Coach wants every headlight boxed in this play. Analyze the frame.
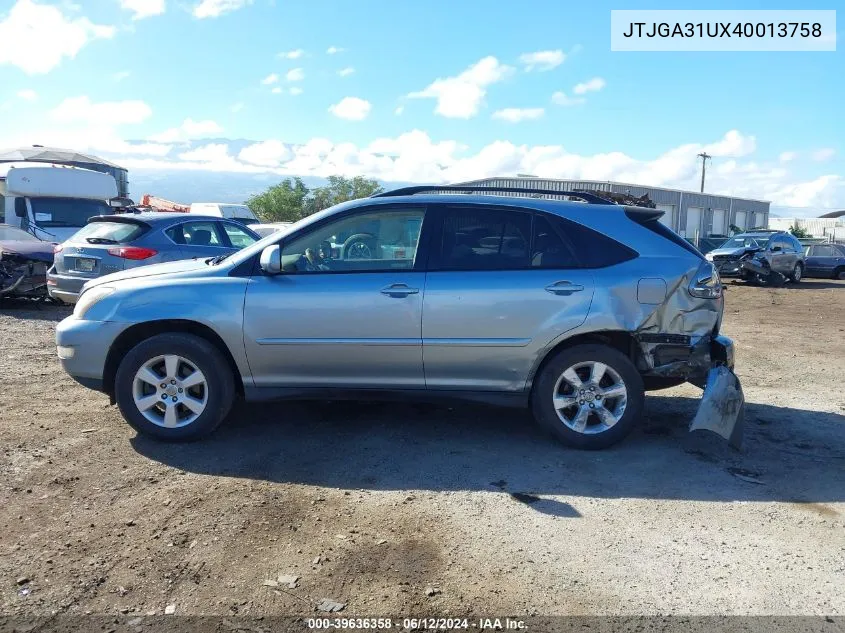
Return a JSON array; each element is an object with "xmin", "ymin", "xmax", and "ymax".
[
  {"xmin": 704, "ymin": 253, "xmax": 714, "ymax": 261},
  {"xmin": 73, "ymin": 286, "xmax": 116, "ymax": 319}
]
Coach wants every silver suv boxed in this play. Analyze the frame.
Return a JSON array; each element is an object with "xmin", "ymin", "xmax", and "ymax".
[{"xmin": 55, "ymin": 186, "xmax": 743, "ymax": 450}]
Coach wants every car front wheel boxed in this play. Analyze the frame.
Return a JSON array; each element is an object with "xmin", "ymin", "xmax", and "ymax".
[
  {"xmin": 114, "ymin": 333, "xmax": 235, "ymax": 441},
  {"xmin": 790, "ymin": 263, "xmax": 803, "ymax": 283},
  {"xmin": 531, "ymin": 344, "xmax": 645, "ymax": 450}
]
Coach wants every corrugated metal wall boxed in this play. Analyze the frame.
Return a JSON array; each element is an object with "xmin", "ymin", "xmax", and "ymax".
[{"xmin": 453, "ymin": 177, "xmax": 770, "ymax": 238}]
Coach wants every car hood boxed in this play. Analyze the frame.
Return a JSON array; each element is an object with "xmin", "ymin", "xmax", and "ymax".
[
  {"xmin": 708, "ymin": 246, "xmax": 755, "ymax": 257},
  {"xmin": 0, "ymin": 239, "xmax": 56, "ymax": 264},
  {"xmin": 83, "ymin": 257, "xmax": 215, "ymax": 291}
]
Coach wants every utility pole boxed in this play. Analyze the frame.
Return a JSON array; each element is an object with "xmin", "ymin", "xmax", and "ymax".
[{"xmin": 697, "ymin": 152, "xmax": 711, "ymax": 193}]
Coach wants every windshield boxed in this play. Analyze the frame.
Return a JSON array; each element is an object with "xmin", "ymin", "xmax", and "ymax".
[
  {"xmin": 720, "ymin": 235, "xmax": 770, "ymax": 249},
  {"xmin": 29, "ymin": 197, "xmax": 109, "ymax": 228},
  {"xmin": 71, "ymin": 221, "xmax": 146, "ymax": 244},
  {"xmin": 234, "ymin": 217, "xmax": 261, "ymax": 226}
]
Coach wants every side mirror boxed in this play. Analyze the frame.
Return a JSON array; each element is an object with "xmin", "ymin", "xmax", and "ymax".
[
  {"xmin": 259, "ymin": 245, "xmax": 281, "ymax": 274},
  {"xmin": 14, "ymin": 198, "xmax": 27, "ymax": 218},
  {"xmin": 108, "ymin": 197, "xmax": 134, "ymax": 209}
]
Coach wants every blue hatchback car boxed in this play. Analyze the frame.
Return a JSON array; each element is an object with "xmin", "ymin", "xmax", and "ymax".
[{"xmin": 47, "ymin": 212, "xmax": 260, "ymax": 304}]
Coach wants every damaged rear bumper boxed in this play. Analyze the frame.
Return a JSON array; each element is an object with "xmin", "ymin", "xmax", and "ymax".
[{"xmin": 639, "ymin": 333, "xmax": 744, "ymax": 448}]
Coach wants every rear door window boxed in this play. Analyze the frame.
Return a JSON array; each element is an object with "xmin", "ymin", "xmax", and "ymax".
[
  {"xmin": 167, "ymin": 221, "xmax": 225, "ymax": 246},
  {"xmin": 437, "ymin": 207, "xmax": 532, "ymax": 270},
  {"xmin": 72, "ymin": 221, "xmax": 145, "ymax": 244}
]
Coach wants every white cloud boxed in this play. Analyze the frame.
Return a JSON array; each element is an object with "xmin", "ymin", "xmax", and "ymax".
[
  {"xmin": 192, "ymin": 0, "xmax": 250, "ymax": 19},
  {"xmin": 812, "ymin": 148, "xmax": 836, "ymax": 162},
  {"xmin": 0, "ymin": 0, "xmax": 115, "ymax": 75},
  {"xmin": 519, "ymin": 50, "xmax": 565, "ymax": 71},
  {"xmin": 238, "ymin": 140, "xmax": 293, "ymax": 167},
  {"xmin": 326, "ymin": 46, "xmax": 344, "ymax": 54},
  {"xmin": 261, "ymin": 73, "xmax": 279, "ymax": 85},
  {"xmin": 408, "ymin": 56, "xmax": 513, "ymax": 119},
  {"xmin": 492, "ymin": 107, "xmax": 544, "ymax": 122},
  {"xmin": 394, "ymin": 105, "xmax": 404, "ymax": 116},
  {"xmin": 551, "ymin": 91, "xmax": 585, "ymax": 107},
  {"xmin": 329, "ymin": 97, "xmax": 371, "ymax": 121},
  {"xmin": 271, "ymin": 87, "xmax": 282, "ymax": 94},
  {"xmin": 286, "ymin": 68, "xmax": 304, "ymax": 81},
  {"xmin": 289, "ymin": 86, "xmax": 303, "ymax": 96},
  {"xmin": 120, "ymin": 0, "xmax": 165, "ymax": 20},
  {"xmin": 113, "ymin": 70, "xmax": 130, "ymax": 81},
  {"xmin": 702, "ymin": 129, "xmax": 756, "ymax": 157},
  {"xmin": 231, "ymin": 102, "xmax": 244, "ymax": 113},
  {"xmin": 779, "ymin": 151, "xmax": 796, "ymax": 163},
  {"xmin": 278, "ymin": 48, "xmax": 303, "ymax": 59},
  {"xmin": 573, "ymin": 77, "xmax": 606, "ymax": 95},
  {"xmin": 337, "ymin": 67, "xmax": 355, "ymax": 77},
  {"xmin": 178, "ymin": 143, "xmax": 231, "ymax": 162},
  {"xmin": 16, "ymin": 89, "xmax": 37, "ymax": 101},
  {"xmin": 50, "ymin": 95, "xmax": 152, "ymax": 125},
  {"xmin": 149, "ymin": 118, "xmax": 223, "ymax": 143}
]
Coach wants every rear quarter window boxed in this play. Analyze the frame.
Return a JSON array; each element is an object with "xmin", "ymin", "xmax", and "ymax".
[
  {"xmin": 555, "ymin": 217, "xmax": 639, "ymax": 268},
  {"xmin": 73, "ymin": 221, "xmax": 146, "ymax": 244}
]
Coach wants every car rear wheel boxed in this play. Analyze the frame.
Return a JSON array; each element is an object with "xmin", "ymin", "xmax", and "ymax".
[
  {"xmin": 114, "ymin": 333, "xmax": 235, "ymax": 441},
  {"xmin": 833, "ymin": 266, "xmax": 845, "ymax": 280},
  {"xmin": 531, "ymin": 344, "xmax": 644, "ymax": 450},
  {"xmin": 789, "ymin": 262, "xmax": 803, "ymax": 283}
]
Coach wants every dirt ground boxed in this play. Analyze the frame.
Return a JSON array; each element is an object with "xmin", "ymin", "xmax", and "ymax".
[{"xmin": 1, "ymin": 279, "xmax": 844, "ymax": 620}]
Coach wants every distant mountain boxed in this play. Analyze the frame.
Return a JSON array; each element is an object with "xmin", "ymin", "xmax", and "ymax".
[{"xmin": 128, "ymin": 169, "xmax": 415, "ymax": 205}]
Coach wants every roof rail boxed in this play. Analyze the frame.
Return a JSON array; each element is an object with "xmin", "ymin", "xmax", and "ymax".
[{"xmin": 371, "ymin": 185, "xmax": 615, "ymax": 205}]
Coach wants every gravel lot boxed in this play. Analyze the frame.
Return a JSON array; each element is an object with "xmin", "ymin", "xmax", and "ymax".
[{"xmin": 1, "ymin": 280, "xmax": 844, "ymax": 618}]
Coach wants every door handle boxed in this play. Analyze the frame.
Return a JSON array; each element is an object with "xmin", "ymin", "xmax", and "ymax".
[
  {"xmin": 544, "ymin": 281, "xmax": 585, "ymax": 296},
  {"xmin": 380, "ymin": 283, "xmax": 419, "ymax": 297}
]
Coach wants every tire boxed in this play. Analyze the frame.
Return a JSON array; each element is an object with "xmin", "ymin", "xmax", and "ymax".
[
  {"xmin": 114, "ymin": 333, "xmax": 235, "ymax": 441},
  {"xmin": 789, "ymin": 262, "xmax": 803, "ymax": 283},
  {"xmin": 833, "ymin": 266, "xmax": 845, "ymax": 281},
  {"xmin": 531, "ymin": 344, "xmax": 645, "ymax": 450}
]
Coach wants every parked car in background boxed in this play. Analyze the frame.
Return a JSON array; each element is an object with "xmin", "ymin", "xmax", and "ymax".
[
  {"xmin": 252, "ymin": 222, "xmax": 293, "ymax": 238},
  {"xmin": 47, "ymin": 213, "xmax": 259, "ymax": 304},
  {"xmin": 55, "ymin": 186, "xmax": 742, "ymax": 451},
  {"xmin": 189, "ymin": 203, "xmax": 260, "ymax": 226},
  {"xmin": 705, "ymin": 230, "xmax": 805, "ymax": 282},
  {"xmin": 0, "ymin": 224, "xmax": 56, "ymax": 299},
  {"xmin": 804, "ymin": 243, "xmax": 845, "ymax": 279}
]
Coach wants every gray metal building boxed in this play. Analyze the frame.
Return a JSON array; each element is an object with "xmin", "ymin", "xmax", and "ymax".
[
  {"xmin": 453, "ymin": 177, "xmax": 770, "ymax": 239},
  {"xmin": 0, "ymin": 145, "xmax": 129, "ymax": 197}
]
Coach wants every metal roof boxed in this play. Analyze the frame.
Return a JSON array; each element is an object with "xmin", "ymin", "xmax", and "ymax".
[
  {"xmin": 453, "ymin": 176, "xmax": 772, "ymax": 205},
  {"xmin": 819, "ymin": 209, "xmax": 845, "ymax": 219},
  {"xmin": 0, "ymin": 146, "xmax": 125, "ymax": 170}
]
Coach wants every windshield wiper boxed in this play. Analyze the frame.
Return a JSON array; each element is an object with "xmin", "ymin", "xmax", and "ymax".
[
  {"xmin": 208, "ymin": 252, "xmax": 233, "ymax": 265},
  {"xmin": 86, "ymin": 237, "xmax": 119, "ymax": 245}
]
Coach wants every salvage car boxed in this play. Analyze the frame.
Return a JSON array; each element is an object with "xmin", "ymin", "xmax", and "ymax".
[
  {"xmin": 705, "ymin": 230, "xmax": 804, "ymax": 284},
  {"xmin": 47, "ymin": 213, "xmax": 260, "ymax": 304},
  {"xmin": 55, "ymin": 186, "xmax": 743, "ymax": 450},
  {"xmin": 803, "ymin": 243, "xmax": 845, "ymax": 279},
  {"xmin": 0, "ymin": 224, "xmax": 55, "ymax": 299}
]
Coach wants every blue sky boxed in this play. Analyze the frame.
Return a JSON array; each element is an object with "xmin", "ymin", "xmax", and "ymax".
[{"xmin": 0, "ymin": 0, "xmax": 842, "ymax": 213}]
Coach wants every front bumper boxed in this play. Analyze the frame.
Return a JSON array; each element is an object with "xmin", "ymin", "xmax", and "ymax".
[
  {"xmin": 55, "ymin": 316, "xmax": 129, "ymax": 392},
  {"xmin": 712, "ymin": 260, "xmax": 743, "ymax": 277}
]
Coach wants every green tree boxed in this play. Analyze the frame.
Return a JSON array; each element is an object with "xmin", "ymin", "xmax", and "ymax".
[
  {"xmin": 789, "ymin": 223, "xmax": 811, "ymax": 239},
  {"xmin": 246, "ymin": 177, "xmax": 310, "ymax": 222},
  {"xmin": 246, "ymin": 175, "xmax": 384, "ymax": 221},
  {"xmin": 306, "ymin": 176, "xmax": 384, "ymax": 215}
]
